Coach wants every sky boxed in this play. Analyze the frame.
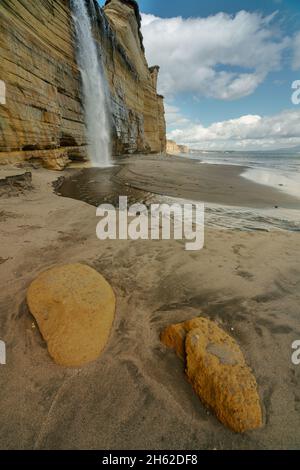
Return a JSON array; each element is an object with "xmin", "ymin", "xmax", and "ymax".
[{"xmin": 100, "ymin": 0, "xmax": 300, "ymax": 150}]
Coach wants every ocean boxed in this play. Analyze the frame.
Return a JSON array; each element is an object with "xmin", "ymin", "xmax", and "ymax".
[
  {"xmin": 185, "ymin": 150, "xmax": 300, "ymax": 232},
  {"xmin": 189, "ymin": 150, "xmax": 300, "ymax": 197}
]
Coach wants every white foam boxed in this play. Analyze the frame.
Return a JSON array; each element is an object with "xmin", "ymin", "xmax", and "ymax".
[{"xmin": 242, "ymin": 168, "xmax": 300, "ymax": 199}]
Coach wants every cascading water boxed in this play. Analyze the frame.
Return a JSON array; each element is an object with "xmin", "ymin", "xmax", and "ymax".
[{"xmin": 71, "ymin": 0, "xmax": 111, "ymax": 167}]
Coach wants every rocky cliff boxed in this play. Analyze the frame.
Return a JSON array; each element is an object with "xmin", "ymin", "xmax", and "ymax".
[
  {"xmin": 166, "ymin": 140, "xmax": 189, "ymax": 155},
  {"xmin": 0, "ymin": 0, "xmax": 166, "ymax": 169}
]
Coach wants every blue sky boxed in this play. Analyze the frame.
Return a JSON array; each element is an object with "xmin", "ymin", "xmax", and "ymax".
[
  {"xmin": 140, "ymin": 1, "xmax": 299, "ymax": 118},
  {"xmin": 100, "ymin": 1, "xmax": 300, "ymax": 149},
  {"xmin": 138, "ymin": 0, "xmax": 299, "ymax": 22}
]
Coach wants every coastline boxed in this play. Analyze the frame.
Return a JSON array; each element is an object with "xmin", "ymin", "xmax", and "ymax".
[
  {"xmin": 55, "ymin": 154, "xmax": 300, "ymax": 233},
  {"xmin": 242, "ymin": 167, "xmax": 300, "ymax": 200},
  {"xmin": 1, "ymin": 160, "xmax": 300, "ymax": 449},
  {"xmin": 112, "ymin": 154, "xmax": 300, "ymax": 210}
]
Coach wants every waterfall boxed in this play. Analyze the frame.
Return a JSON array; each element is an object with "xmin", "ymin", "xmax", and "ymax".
[{"xmin": 71, "ymin": 0, "xmax": 112, "ymax": 167}]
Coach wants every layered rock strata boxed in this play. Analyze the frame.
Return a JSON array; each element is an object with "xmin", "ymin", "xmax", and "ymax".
[
  {"xmin": 166, "ymin": 140, "xmax": 189, "ymax": 155},
  {"xmin": 0, "ymin": 0, "xmax": 166, "ymax": 169}
]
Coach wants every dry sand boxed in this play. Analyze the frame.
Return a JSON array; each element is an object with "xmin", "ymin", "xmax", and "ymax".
[{"xmin": 0, "ymin": 157, "xmax": 300, "ymax": 449}]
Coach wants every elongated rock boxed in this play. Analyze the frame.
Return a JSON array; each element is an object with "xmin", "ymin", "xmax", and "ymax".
[
  {"xmin": 0, "ymin": 0, "xmax": 166, "ymax": 167},
  {"xmin": 161, "ymin": 317, "xmax": 210, "ymax": 359},
  {"xmin": 27, "ymin": 264, "xmax": 116, "ymax": 367},
  {"xmin": 161, "ymin": 317, "xmax": 263, "ymax": 433}
]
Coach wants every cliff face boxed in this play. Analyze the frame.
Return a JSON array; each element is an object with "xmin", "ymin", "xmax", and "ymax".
[
  {"xmin": 0, "ymin": 0, "xmax": 166, "ymax": 169},
  {"xmin": 166, "ymin": 140, "xmax": 189, "ymax": 155}
]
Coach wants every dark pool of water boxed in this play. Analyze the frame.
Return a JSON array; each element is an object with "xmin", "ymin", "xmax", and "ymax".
[
  {"xmin": 54, "ymin": 166, "xmax": 152, "ymax": 208},
  {"xmin": 54, "ymin": 166, "xmax": 300, "ymax": 232}
]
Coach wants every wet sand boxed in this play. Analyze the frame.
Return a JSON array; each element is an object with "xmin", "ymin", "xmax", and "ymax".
[
  {"xmin": 112, "ymin": 154, "xmax": 300, "ymax": 209},
  {"xmin": 55, "ymin": 154, "xmax": 300, "ymax": 212},
  {"xmin": 0, "ymin": 158, "xmax": 300, "ymax": 449}
]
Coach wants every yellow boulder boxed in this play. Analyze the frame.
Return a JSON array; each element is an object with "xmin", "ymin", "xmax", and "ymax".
[
  {"xmin": 27, "ymin": 263, "xmax": 116, "ymax": 367},
  {"xmin": 161, "ymin": 317, "xmax": 263, "ymax": 433},
  {"xmin": 161, "ymin": 317, "xmax": 211, "ymax": 359}
]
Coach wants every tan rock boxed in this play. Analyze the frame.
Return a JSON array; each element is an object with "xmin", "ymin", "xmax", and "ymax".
[
  {"xmin": 161, "ymin": 316, "xmax": 209, "ymax": 358},
  {"xmin": 161, "ymin": 317, "xmax": 263, "ymax": 433},
  {"xmin": 104, "ymin": 0, "xmax": 166, "ymax": 154},
  {"xmin": 166, "ymin": 140, "xmax": 180, "ymax": 155},
  {"xmin": 166, "ymin": 140, "xmax": 189, "ymax": 155},
  {"xmin": 27, "ymin": 264, "xmax": 116, "ymax": 367},
  {"xmin": 42, "ymin": 149, "xmax": 70, "ymax": 171}
]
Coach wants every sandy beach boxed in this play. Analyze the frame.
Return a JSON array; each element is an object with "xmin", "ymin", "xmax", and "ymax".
[
  {"xmin": 0, "ymin": 155, "xmax": 300, "ymax": 450},
  {"xmin": 58, "ymin": 154, "xmax": 300, "ymax": 210},
  {"xmin": 2, "ymin": 0, "xmax": 300, "ymax": 456}
]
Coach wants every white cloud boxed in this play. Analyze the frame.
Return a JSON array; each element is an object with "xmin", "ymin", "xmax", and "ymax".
[
  {"xmin": 164, "ymin": 103, "xmax": 190, "ymax": 127},
  {"xmin": 141, "ymin": 11, "xmax": 290, "ymax": 100},
  {"xmin": 167, "ymin": 109, "xmax": 300, "ymax": 150},
  {"xmin": 293, "ymin": 32, "xmax": 300, "ymax": 70}
]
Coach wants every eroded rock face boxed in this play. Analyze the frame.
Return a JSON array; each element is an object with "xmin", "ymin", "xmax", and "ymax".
[
  {"xmin": 103, "ymin": 0, "xmax": 166, "ymax": 154},
  {"xmin": 0, "ymin": 0, "xmax": 166, "ymax": 169},
  {"xmin": 161, "ymin": 317, "xmax": 263, "ymax": 433},
  {"xmin": 27, "ymin": 264, "xmax": 116, "ymax": 367},
  {"xmin": 166, "ymin": 140, "xmax": 189, "ymax": 155}
]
